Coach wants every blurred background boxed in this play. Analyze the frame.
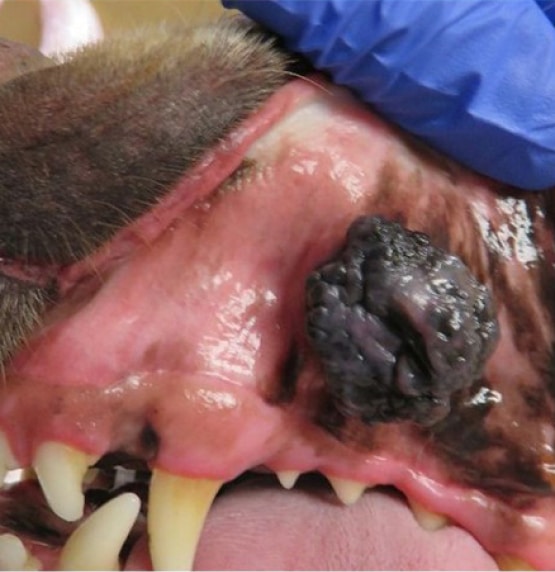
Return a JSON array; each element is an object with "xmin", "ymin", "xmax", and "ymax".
[{"xmin": 0, "ymin": 0, "xmax": 226, "ymax": 46}]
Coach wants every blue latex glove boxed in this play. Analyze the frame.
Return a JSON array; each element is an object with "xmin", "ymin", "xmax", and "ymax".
[{"xmin": 222, "ymin": 0, "xmax": 555, "ymax": 191}]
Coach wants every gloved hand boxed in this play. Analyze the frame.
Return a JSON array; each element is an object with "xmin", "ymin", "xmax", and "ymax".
[{"xmin": 222, "ymin": 0, "xmax": 555, "ymax": 191}]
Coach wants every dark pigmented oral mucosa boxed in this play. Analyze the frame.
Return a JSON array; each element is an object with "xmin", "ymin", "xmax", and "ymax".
[{"xmin": 305, "ymin": 216, "xmax": 499, "ymax": 427}]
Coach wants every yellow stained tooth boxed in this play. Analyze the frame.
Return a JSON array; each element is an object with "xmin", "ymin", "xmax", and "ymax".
[
  {"xmin": 276, "ymin": 470, "xmax": 300, "ymax": 490},
  {"xmin": 33, "ymin": 441, "xmax": 99, "ymax": 522},
  {"xmin": 327, "ymin": 476, "xmax": 366, "ymax": 505},
  {"xmin": 58, "ymin": 492, "xmax": 140, "ymax": 571},
  {"xmin": 0, "ymin": 533, "xmax": 39, "ymax": 571},
  {"xmin": 407, "ymin": 499, "xmax": 449, "ymax": 531},
  {"xmin": 148, "ymin": 470, "xmax": 223, "ymax": 571},
  {"xmin": 495, "ymin": 555, "xmax": 536, "ymax": 571}
]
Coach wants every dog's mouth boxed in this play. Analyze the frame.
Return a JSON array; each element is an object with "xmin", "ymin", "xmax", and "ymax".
[
  {"xmin": 0, "ymin": 461, "xmax": 498, "ymax": 570},
  {"xmin": 0, "ymin": 16, "xmax": 554, "ymax": 571}
]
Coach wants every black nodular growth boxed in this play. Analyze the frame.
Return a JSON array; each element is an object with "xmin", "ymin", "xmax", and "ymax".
[{"xmin": 305, "ymin": 216, "xmax": 499, "ymax": 427}]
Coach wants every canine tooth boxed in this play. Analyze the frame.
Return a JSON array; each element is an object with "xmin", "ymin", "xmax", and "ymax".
[
  {"xmin": 33, "ymin": 441, "xmax": 99, "ymax": 521},
  {"xmin": 148, "ymin": 469, "xmax": 223, "ymax": 571},
  {"xmin": 407, "ymin": 499, "xmax": 449, "ymax": 531},
  {"xmin": 327, "ymin": 476, "xmax": 366, "ymax": 505},
  {"xmin": 58, "ymin": 492, "xmax": 140, "ymax": 571},
  {"xmin": 495, "ymin": 555, "xmax": 536, "ymax": 570},
  {"xmin": 276, "ymin": 470, "xmax": 300, "ymax": 490}
]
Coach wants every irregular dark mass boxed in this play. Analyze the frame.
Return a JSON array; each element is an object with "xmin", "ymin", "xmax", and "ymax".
[{"xmin": 305, "ymin": 216, "xmax": 499, "ymax": 426}]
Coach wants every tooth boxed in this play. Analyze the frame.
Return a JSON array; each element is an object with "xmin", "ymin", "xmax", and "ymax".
[
  {"xmin": 83, "ymin": 467, "xmax": 100, "ymax": 486},
  {"xmin": 0, "ymin": 534, "xmax": 27, "ymax": 570},
  {"xmin": 58, "ymin": 492, "xmax": 140, "ymax": 571},
  {"xmin": 0, "ymin": 433, "xmax": 17, "ymax": 484},
  {"xmin": 33, "ymin": 441, "xmax": 99, "ymax": 521},
  {"xmin": 495, "ymin": 555, "xmax": 536, "ymax": 570},
  {"xmin": 0, "ymin": 534, "xmax": 39, "ymax": 571},
  {"xmin": 276, "ymin": 470, "xmax": 300, "ymax": 490},
  {"xmin": 148, "ymin": 469, "xmax": 223, "ymax": 571},
  {"xmin": 407, "ymin": 499, "xmax": 449, "ymax": 531},
  {"xmin": 327, "ymin": 476, "xmax": 366, "ymax": 505}
]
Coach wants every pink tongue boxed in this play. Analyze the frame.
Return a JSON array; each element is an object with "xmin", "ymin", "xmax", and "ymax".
[{"xmin": 192, "ymin": 480, "xmax": 498, "ymax": 571}]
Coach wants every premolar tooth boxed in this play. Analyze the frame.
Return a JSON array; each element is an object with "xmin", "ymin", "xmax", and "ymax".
[
  {"xmin": 33, "ymin": 441, "xmax": 99, "ymax": 521},
  {"xmin": 0, "ymin": 534, "xmax": 39, "ymax": 571},
  {"xmin": 58, "ymin": 492, "xmax": 140, "ymax": 571},
  {"xmin": 495, "ymin": 555, "xmax": 536, "ymax": 570},
  {"xmin": 327, "ymin": 476, "xmax": 366, "ymax": 505},
  {"xmin": 148, "ymin": 469, "xmax": 223, "ymax": 571},
  {"xmin": 407, "ymin": 499, "xmax": 449, "ymax": 531},
  {"xmin": 276, "ymin": 470, "xmax": 300, "ymax": 490}
]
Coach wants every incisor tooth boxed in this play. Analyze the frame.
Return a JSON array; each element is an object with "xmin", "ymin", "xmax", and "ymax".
[
  {"xmin": 495, "ymin": 555, "xmax": 536, "ymax": 570},
  {"xmin": 276, "ymin": 470, "xmax": 300, "ymax": 490},
  {"xmin": 33, "ymin": 441, "xmax": 99, "ymax": 521},
  {"xmin": 0, "ymin": 433, "xmax": 17, "ymax": 484},
  {"xmin": 148, "ymin": 469, "xmax": 222, "ymax": 571},
  {"xmin": 0, "ymin": 533, "xmax": 39, "ymax": 571},
  {"xmin": 407, "ymin": 499, "xmax": 449, "ymax": 531},
  {"xmin": 58, "ymin": 492, "xmax": 140, "ymax": 571},
  {"xmin": 327, "ymin": 476, "xmax": 366, "ymax": 505}
]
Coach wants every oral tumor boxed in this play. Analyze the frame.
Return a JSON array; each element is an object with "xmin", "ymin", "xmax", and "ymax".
[{"xmin": 306, "ymin": 215, "xmax": 499, "ymax": 426}]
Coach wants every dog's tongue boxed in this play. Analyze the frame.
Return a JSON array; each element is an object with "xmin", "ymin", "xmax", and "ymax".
[
  {"xmin": 123, "ymin": 480, "xmax": 498, "ymax": 571},
  {"xmin": 195, "ymin": 483, "xmax": 498, "ymax": 571}
]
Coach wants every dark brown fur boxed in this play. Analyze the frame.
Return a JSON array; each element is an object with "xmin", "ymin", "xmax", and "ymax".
[
  {"xmin": 0, "ymin": 19, "xmax": 289, "ymax": 264},
  {"xmin": 0, "ymin": 18, "xmax": 290, "ymax": 362}
]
